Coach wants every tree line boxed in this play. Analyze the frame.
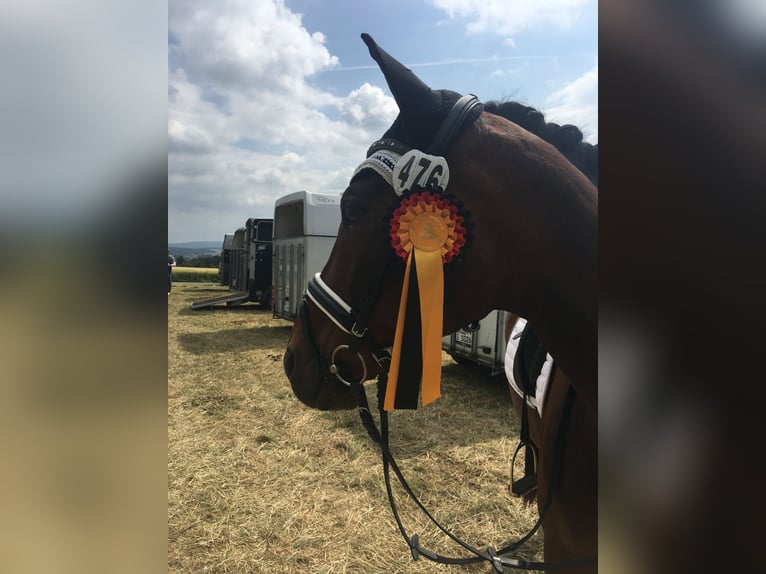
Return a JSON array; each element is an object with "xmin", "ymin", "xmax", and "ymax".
[{"xmin": 176, "ymin": 254, "xmax": 221, "ymax": 268}]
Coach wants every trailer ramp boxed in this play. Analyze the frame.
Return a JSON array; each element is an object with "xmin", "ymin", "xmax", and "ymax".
[{"xmin": 190, "ymin": 291, "xmax": 250, "ymax": 310}]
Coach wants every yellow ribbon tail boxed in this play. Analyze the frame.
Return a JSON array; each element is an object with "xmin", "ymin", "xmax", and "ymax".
[
  {"xmin": 414, "ymin": 248, "xmax": 444, "ymax": 406},
  {"xmin": 384, "ymin": 250, "xmax": 413, "ymax": 411}
]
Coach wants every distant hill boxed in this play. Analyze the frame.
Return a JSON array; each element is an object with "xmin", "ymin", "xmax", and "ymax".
[
  {"xmin": 169, "ymin": 241, "xmax": 221, "ymax": 249},
  {"xmin": 169, "ymin": 241, "xmax": 222, "ymax": 258}
]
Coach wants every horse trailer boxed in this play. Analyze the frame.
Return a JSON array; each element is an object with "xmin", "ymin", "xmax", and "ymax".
[
  {"xmin": 442, "ymin": 310, "xmax": 511, "ymax": 375},
  {"xmin": 272, "ymin": 191, "xmax": 341, "ymax": 321},
  {"xmin": 191, "ymin": 218, "xmax": 273, "ymax": 309},
  {"xmin": 218, "ymin": 233, "xmax": 235, "ymax": 286}
]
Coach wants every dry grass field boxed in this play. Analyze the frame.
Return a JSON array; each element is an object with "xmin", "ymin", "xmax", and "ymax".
[
  {"xmin": 174, "ymin": 266, "xmax": 219, "ymax": 275},
  {"xmin": 169, "ymin": 282, "xmax": 543, "ymax": 573},
  {"xmin": 172, "ymin": 267, "xmax": 221, "ymax": 283}
]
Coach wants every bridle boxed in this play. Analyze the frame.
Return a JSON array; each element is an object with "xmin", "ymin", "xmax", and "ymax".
[
  {"xmin": 299, "ymin": 94, "xmax": 482, "ymax": 389},
  {"xmin": 297, "ymin": 94, "xmax": 596, "ymax": 571}
]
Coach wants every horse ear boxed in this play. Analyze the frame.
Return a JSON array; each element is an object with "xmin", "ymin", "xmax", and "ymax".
[{"xmin": 361, "ymin": 33, "xmax": 439, "ymax": 116}]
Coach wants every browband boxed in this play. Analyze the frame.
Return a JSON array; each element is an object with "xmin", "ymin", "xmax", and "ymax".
[
  {"xmin": 351, "ymin": 148, "xmax": 401, "ymax": 190},
  {"xmin": 351, "ymin": 95, "xmax": 482, "ymax": 192}
]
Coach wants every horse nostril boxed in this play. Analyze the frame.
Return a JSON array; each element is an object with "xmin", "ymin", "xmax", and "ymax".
[{"xmin": 283, "ymin": 349, "xmax": 295, "ymax": 378}]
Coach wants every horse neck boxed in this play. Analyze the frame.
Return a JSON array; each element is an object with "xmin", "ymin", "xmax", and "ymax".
[{"xmin": 458, "ymin": 113, "xmax": 598, "ymax": 412}]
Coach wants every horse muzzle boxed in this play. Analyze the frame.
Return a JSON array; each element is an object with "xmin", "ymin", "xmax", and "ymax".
[
  {"xmin": 284, "ymin": 274, "xmax": 390, "ymax": 410},
  {"xmin": 283, "ymin": 328, "xmax": 363, "ymax": 411}
]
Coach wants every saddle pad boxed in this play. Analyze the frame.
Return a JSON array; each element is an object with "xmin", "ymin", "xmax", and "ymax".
[{"xmin": 504, "ymin": 318, "xmax": 554, "ymax": 416}]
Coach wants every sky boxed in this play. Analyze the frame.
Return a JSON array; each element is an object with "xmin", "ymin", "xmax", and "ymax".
[{"xmin": 168, "ymin": 0, "xmax": 598, "ymax": 243}]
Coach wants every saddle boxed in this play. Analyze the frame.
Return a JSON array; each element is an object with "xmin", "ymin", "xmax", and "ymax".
[{"xmin": 513, "ymin": 324, "xmax": 548, "ymax": 398}]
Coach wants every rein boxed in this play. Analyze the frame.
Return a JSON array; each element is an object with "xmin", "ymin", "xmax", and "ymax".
[
  {"xmin": 355, "ymin": 374, "xmax": 594, "ymax": 572},
  {"xmin": 300, "ymin": 303, "xmax": 594, "ymax": 571}
]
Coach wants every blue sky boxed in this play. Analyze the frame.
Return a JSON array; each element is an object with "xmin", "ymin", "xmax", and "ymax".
[{"xmin": 169, "ymin": 0, "xmax": 597, "ymax": 243}]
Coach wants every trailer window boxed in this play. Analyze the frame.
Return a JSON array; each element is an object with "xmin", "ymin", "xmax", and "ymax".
[
  {"xmin": 274, "ymin": 202, "xmax": 303, "ymax": 239},
  {"xmin": 255, "ymin": 221, "xmax": 273, "ymax": 242}
]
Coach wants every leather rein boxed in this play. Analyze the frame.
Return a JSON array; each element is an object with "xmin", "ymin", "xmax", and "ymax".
[
  {"xmin": 297, "ymin": 95, "xmax": 595, "ymax": 571},
  {"xmin": 300, "ymin": 300, "xmax": 592, "ymax": 572}
]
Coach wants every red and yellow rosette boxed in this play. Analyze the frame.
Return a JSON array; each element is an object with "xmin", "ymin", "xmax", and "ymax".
[{"xmin": 385, "ymin": 191, "xmax": 466, "ymax": 410}]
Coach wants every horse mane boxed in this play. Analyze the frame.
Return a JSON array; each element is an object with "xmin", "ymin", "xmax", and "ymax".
[{"xmin": 483, "ymin": 101, "xmax": 598, "ymax": 186}]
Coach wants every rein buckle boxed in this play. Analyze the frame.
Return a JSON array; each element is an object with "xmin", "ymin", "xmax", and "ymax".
[
  {"xmin": 350, "ymin": 322, "xmax": 368, "ymax": 338},
  {"xmin": 372, "ymin": 350, "xmax": 391, "ymax": 369}
]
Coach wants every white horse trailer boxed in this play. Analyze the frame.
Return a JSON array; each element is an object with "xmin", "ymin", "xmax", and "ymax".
[
  {"xmin": 442, "ymin": 310, "xmax": 511, "ymax": 375},
  {"xmin": 272, "ymin": 191, "xmax": 341, "ymax": 321}
]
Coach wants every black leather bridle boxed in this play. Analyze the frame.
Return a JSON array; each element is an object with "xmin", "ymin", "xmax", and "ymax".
[
  {"xmin": 300, "ymin": 263, "xmax": 392, "ymax": 388},
  {"xmin": 296, "ymin": 94, "xmax": 596, "ymax": 571},
  {"xmin": 299, "ymin": 94, "xmax": 483, "ymax": 389}
]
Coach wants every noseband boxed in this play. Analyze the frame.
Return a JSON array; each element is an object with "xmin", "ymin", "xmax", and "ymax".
[{"xmin": 300, "ymin": 272, "xmax": 389, "ymax": 387}]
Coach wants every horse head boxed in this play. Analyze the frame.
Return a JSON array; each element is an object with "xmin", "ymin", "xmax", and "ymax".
[{"xmin": 284, "ymin": 34, "xmax": 597, "ymax": 413}]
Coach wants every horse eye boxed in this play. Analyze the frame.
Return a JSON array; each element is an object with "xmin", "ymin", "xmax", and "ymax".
[{"xmin": 341, "ymin": 198, "xmax": 365, "ymax": 225}]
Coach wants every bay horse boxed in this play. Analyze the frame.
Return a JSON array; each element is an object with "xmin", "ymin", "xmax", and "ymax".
[{"xmin": 284, "ymin": 34, "xmax": 597, "ymax": 571}]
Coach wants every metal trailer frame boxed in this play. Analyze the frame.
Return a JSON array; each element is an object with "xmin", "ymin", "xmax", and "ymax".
[{"xmin": 272, "ymin": 191, "xmax": 341, "ymax": 322}]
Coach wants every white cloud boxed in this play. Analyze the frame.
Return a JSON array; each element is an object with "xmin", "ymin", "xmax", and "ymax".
[
  {"xmin": 544, "ymin": 65, "xmax": 598, "ymax": 144},
  {"xmin": 430, "ymin": 0, "xmax": 592, "ymax": 38},
  {"xmin": 168, "ymin": 0, "xmax": 397, "ymax": 241},
  {"xmin": 170, "ymin": 0, "xmax": 338, "ymax": 93},
  {"xmin": 168, "ymin": 0, "xmax": 597, "ymax": 242},
  {"xmin": 340, "ymin": 83, "xmax": 399, "ymax": 129},
  {"xmin": 168, "ymin": 119, "xmax": 214, "ymax": 154}
]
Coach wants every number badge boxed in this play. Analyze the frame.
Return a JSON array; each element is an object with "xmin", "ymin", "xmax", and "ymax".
[{"xmin": 392, "ymin": 149, "xmax": 450, "ymax": 195}]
